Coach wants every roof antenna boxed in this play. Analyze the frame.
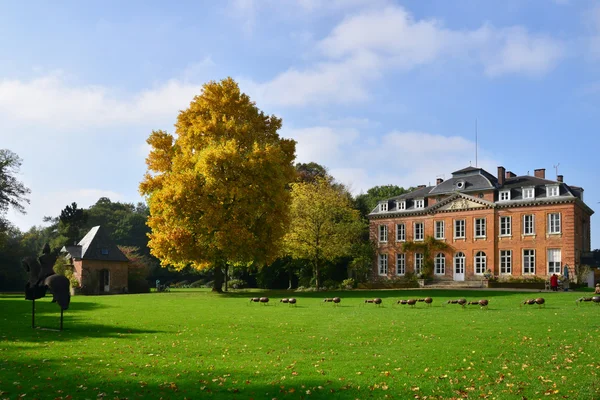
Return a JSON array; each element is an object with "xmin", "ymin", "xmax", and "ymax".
[
  {"xmin": 475, "ymin": 118, "xmax": 478, "ymax": 168},
  {"xmin": 553, "ymin": 163, "xmax": 560, "ymax": 179}
]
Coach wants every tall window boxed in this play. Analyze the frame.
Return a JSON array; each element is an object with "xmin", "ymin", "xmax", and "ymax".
[
  {"xmin": 548, "ymin": 213, "xmax": 561, "ymax": 234},
  {"xmin": 474, "ymin": 218, "xmax": 486, "ymax": 238},
  {"xmin": 454, "ymin": 252, "xmax": 465, "ymax": 274},
  {"xmin": 547, "ymin": 249, "xmax": 561, "ymax": 275},
  {"xmin": 454, "ymin": 219, "xmax": 465, "ymax": 238},
  {"xmin": 523, "ymin": 215, "xmax": 535, "ymax": 235},
  {"xmin": 378, "ymin": 254, "xmax": 388, "ymax": 275},
  {"xmin": 523, "ymin": 187, "xmax": 535, "ymax": 199},
  {"xmin": 434, "ymin": 253, "xmax": 445, "ymax": 275},
  {"xmin": 499, "ymin": 190, "xmax": 511, "ymax": 201},
  {"xmin": 380, "ymin": 202, "xmax": 388, "ymax": 212},
  {"xmin": 414, "ymin": 253, "xmax": 423, "ymax": 275},
  {"xmin": 379, "ymin": 225, "xmax": 388, "ymax": 242},
  {"xmin": 500, "ymin": 250, "xmax": 512, "ymax": 274},
  {"xmin": 414, "ymin": 222, "xmax": 424, "ymax": 241},
  {"xmin": 435, "ymin": 221, "xmax": 445, "ymax": 239},
  {"xmin": 415, "ymin": 199, "xmax": 425, "ymax": 209},
  {"xmin": 474, "ymin": 251, "xmax": 487, "ymax": 275},
  {"xmin": 396, "ymin": 253, "xmax": 405, "ymax": 276},
  {"xmin": 500, "ymin": 216, "xmax": 511, "ymax": 236},
  {"xmin": 396, "ymin": 224, "xmax": 405, "ymax": 241},
  {"xmin": 523, "ymin": 249, "xmax": 535, "ymax": 274},
  {"xmin": 397, "ymin": 201, "xmax": 406, "ymax": 210}
]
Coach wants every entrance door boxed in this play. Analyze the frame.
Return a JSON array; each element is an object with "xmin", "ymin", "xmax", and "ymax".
[
  {"xmin": 99, "ymin": 269, "xmax": 110, "ymax": 293},
  {"xmin": 454, "ymin": 252, "xmax": 465, "ymax": 281}
]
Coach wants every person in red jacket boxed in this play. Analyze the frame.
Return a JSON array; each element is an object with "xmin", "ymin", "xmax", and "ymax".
[{"xmin": 550, "ymin": 274, "xmax": 559, "ymax": 291}]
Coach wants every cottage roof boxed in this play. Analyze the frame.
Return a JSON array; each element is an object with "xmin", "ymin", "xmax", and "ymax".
[{"xmin": 61, "ymin": 225, "xmax": 128, "ymax": 262}]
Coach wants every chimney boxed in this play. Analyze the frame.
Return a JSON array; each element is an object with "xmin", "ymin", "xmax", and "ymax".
[
  {"xmin": 436, "ymin": 178, "xmax": 444, "ymax": 185},
  {"xmin": 417, "ymin": 184, "xmax": 426, "ymax": 189},
  {"xmin": 497, "ymin": 166, "xmax": 505, "ymax": 186},
  {"xmin": 506, "ymin": 171, "xmax": 516, "ymax": 178},
  {"xmin": 534, "ymin": 168, "xmax": 545, "ymax": 179},
  {"xmin": 557, "ymin": 175, "xmax": 563, "ymax": 182}
]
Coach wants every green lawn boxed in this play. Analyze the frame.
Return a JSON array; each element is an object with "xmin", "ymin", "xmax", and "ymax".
[{"xmin": 1, "ymin": 289, "xmax": 599, "ymax": 399}]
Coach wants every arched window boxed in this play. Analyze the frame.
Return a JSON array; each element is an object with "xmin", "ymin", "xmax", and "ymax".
[
  {"xmin": 475, "ymin": 251, "xmax": 487, "ymax": 275},
  {"xmin": 454, "ymin": 252, "xmax": 465, "ymax": 275},
  {"xmin": 434, "ymin": 253, "xmax": 445, "ymax": 275}
]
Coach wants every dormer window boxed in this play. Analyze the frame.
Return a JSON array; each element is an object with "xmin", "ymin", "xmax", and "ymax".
[
  {"xmin": 546, "ymin": 185, "xmax": 559, "ymax": 197},
  {"xmin": 101, "ymin": 248, "xmax": 109, "ymax": 255},
  {"xmin": 499, "ymin": 190, "xmax": 511, "ymax": 201},
  {"xmin": 396, "ymin": 200, "xmax": 406, "ymax": 211},
  {"xmin": 380, "ymin": 202, "xmax": 388, "ymax": 212},
  {"xmin": 455, "ymin": 180, "xmax": 465, "ymax": 190},
  {"xmin": 522, "ymin": 187, "xmax": 535, "ymax": 200},
  {"xmin": 415, "ymin": 199, "xmax": 425, "ymax": 209}
]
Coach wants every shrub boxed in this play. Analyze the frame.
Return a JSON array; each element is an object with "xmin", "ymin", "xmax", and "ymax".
[
  {"xmin": 341, "ymin": 278, "xmax": 356, "ymax": 289},
  {"xmin": 227, "ymin": 279, "xmax": 246, "ymax": 289},
  {"xmin": 204, "ymin": 280, "xmax": 214, "ymax": 289},
  {"xmin": 189, "ymin": 279, "xmax": 205, "ymax": 288},
  {"xmin": 128, "ymin": 277, "xmax": 150, "ymax": 294},
  {"xmin": 323, "ymin": 279, "xmax": 339, "ymax": 290}
]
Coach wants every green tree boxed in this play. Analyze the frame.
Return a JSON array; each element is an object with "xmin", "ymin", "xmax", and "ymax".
[
  {"xmin": 139, "ymin": 77, "xmax": 297, "ymax": 292},
  {"xmin": 402, "ymin": 236, "xmax": 454, "ymax": 278},
  {"xmin": 295, "ymin": 162, "xmax": 330, "ymax": 183},
  {"xmin": 284, "ymin": 178, "xmax": 364, "ymax": 289},
  {"xmin": 354, "ymin": 185, "xmax": 411, "ymax": 219},
  {"xmin": 0, "ymin": 149, "xmax": 31, "ymax": 231},
  {"xmin": 50, "ymin": 202, "xmax": 88, "ymax": 250}
]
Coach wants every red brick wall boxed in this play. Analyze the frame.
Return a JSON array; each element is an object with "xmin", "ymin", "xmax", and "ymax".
[
  {"xmin": 73, "ymin": 259, "xmax": 129, "ymax": 294},
  {"xmin": 370, "ymin": 200, "xmax": 587, "ymax": 280}
]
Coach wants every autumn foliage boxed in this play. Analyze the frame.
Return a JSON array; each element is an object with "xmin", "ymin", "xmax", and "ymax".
[{"xmin": 139, "ymin": 78, "xmax": 296, "ymax": 291}]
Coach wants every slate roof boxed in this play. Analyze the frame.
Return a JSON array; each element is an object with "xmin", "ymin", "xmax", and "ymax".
[{"xmin": 61, "ymin": 225, "xmax": 128, "ymax": 262}]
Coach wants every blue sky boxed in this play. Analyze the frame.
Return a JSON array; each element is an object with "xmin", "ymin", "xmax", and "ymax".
[{"xmin": 2, "ymin": 0, "xmax": 600, "ymax": 248}]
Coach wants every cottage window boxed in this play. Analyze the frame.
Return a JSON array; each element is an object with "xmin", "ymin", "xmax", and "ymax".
[
  {"xmin": 546, "ymin": 185, "xmax": 559, "ymax": 197},
  {"xmin": 379, "ymin": 225, "xmax": 388, "ymax": 242},
  {"xmin": 378, "ymin": 254, "xmax": 388, "ymax": 275},
  {"xmin": 499, "ymin": 190, "xmax": 511, "ymax": 201},
  {"xmin": 414, "ymin": 222, "xmax": 424, "ymax": 241},
  {"xmin": 415, "ymin": 199, "xmax": 425, "ymax": 209},
  {"xmin": 548, "ymin": 213, "xmax": 561, "ymax": 234},
  {"xmin": 396, "ymin": 224, "xmax": 405, "ymax": 241},
  {"xmin": 396, "ymin": 253, "xmax": 405, "ymax": 276},
  {"xmin": 523, "ymin": 249, "xmax": 536, "ymax": 274},
  {"xmin": 474, "ymin": 251, "xmax": 486, "ymax": 275},
  {"xmin": 547, "ymin": 249, "xmax": 561, "ymax": 275},
  {"xmin": 435, "ymin": 220, "xmax": 445, "ymax": 239},
  {"xmin": 500, "ymin": 216, "xmax": 511, "ymax": 236},
  {"xmin": 414, "ymin": 253, "xmax": 423, "ymax": 275},
  {"xmin": 474, "ymin": 218, "xmax": 486, "ymax": 238},
  {"xmin": 397, "ymin": 201, "xmax": 406, "ymax": 210},
  {"xmin": 454, "ymin": 219, "xmax": 465, "ymax": 239},
  {"xmin": 522, "ymin": 187, "xmax": 535, "ymax": 199},
  {"xmin": 523, "ymin": 214, "xmax": 535, "ymax": 235},
  {"xmin": 500, "ymin": 250, "xmax": 512, "ymax": 274},
  {"xmin": 380, "ymin": 202, "xmax": 388, "ymax": 212},
  {"xmin": 434, "ymin": 253, "xmax": 445, "ymax": 275}
]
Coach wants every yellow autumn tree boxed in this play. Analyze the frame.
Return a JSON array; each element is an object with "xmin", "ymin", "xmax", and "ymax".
[
  {"xmin": 284, "ymin": 178, "xmax": 364, "ymax": 289},
  {"xmin": 139, "ymin": 78, "xmax": 296, "ymax": 292}
]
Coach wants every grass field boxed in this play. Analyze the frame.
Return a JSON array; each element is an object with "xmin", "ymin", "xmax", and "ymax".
[{"xmin": 1, "ymin": 289, "xmax": 599, "ymax": 400}]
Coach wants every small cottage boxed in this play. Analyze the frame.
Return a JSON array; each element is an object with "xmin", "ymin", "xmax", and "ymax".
[{"xmin": 61, "ymin": 226, "xmax": 129, "ymax": 294}]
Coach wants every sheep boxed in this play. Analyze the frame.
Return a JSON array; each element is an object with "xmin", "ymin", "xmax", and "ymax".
[
  {"xmin": 576, "ymin": 296, "xmax": 600, "ymax": 306},
  {"xmin": 259, "ymin": 297, "xmax": 269, "ymax": 305},
  {"xmin": 249, "ymin": 297, "xmax": 260, "ymax": 305},
  {"xmin": 521, "ymin": 298, "xmax": 545, "ymax": 308},
  {"xmin": 445, "ymin": 298, "xmax": 467, "ymax": 307},
  {"xmin": 418, "ymin": 297, "xmax": 433, "ymax": 306},
  {"xmin": 288, "ymin": 298, "xmax": 297, "ymax": 306},
  {"xmin": 467, "ymin": 299, "xmax": 489, "ymax": 309},
  {"xmin": 364, "ymin": 298, "xmax": 383, "ymax": 306},
  {"xmin": 395, "ymin": 299, "xmax": 408, "ymax": 305},
  {"xmin": 323, "ymin": 297, "xmax": 341, "ymax": 306}
]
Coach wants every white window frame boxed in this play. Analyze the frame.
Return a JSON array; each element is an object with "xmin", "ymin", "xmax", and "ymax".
[
  {"xmin": 522, "ymin": 187, "xmax": 535, "ymax": 200},
  {"xmin": 547, "ymin": 249, "xmax": 561, "ymax": 275},
  {"xmin": 523, "ymin": 214, "xmax": 535, "ymax": 235},
  {"xmin": 415, "ymin": 199, "xmax": 425, "ymax": 209},
  {"xmin": 396, "ymin": 253, "xmax": 405, "ymax": 276},
  {"xmin": 379, "ymin": 225, "xmax": 388, "ymax": 242},
  {"xmin": 474, "ymin": 251, "xmax": 487, "ymax": 275},
  {"xmin": 474, "ymin": 218, "xmax": 486, "ymax": 238},
  {"xmin": 523, "ymin": 249, "xmax": 536, "ymax": 274},
  {"xmin": 499, "ymin": 216, "xmax": 512, "ymax": 236},
  {"xmin": 414, "ymin": 253, "xmax": 423, "ymax": 275},
  {"xmin": 454, "ymin": 219, "xmax": 465, "ymax": 239},
  {"xmin": 380, "ymin": 202, "xmax": 388, "ymax": 212},
  {"xmin": 500, "ymin": 250, "xmax": 512, "ymax": 275},
  {"xmin": 414, "ymin": 222, "xmax": 424, "ymax": 241},
  {"xmin": 435, "ymin": 220, "xmax": 445, "ymax": 240},
  {"xmin": 546, "ymin": 185, "xmax": 559, "ymax": 197},
  {"xmin": 499, "ymin": 190, "xmax": 511, "ymax": 201},
  {"xmin": 397, "ymin": 200, "xmax": 406, "ymax": 211},
  {"xmin": 378, "ymin": 253, "xmax": 388, "ymax": 275},
  {"xmin": 434, "ymin": 253, "xmax": 445, "ymax": 275},
  {"xmin": 396, "ymin": 223, "xmax": 405, "ymax": 242},
  {"xmin": 548, "ymin": 213, "xmax": 561, "ymax": 234}
]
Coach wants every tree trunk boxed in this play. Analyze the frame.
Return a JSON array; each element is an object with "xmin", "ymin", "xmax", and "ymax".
[
  {"xmin": 212, "ymin": 264, "xmax": 224, "ymax": 293},
  {"xmin": 315, "ymin": 261, "xmax": 320, "ymax": 290},
  {"xmin": 288, "ymin": 267, "xmax": 293, "ymax": 290},
  {"xmin": 224, "ymin": 264, "xmax": 229, "ymax": 292}
]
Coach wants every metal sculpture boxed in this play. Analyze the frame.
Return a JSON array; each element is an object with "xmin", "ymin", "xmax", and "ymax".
[{"xmin": 23, "ymin": 244, "xmax": 71, "ymax": 330}]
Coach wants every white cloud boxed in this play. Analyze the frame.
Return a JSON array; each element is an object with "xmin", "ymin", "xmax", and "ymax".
[
  {"xmin": 245, "ymin": 5, "xmax": 564, "ymax": 107},
  {"xmin": 281, "ymin": 126, "xmax": 359, "ymax": 165}
]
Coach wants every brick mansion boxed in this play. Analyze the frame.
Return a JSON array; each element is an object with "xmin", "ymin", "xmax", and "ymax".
[{"xmin": 369, "ymin": 166, "xmax": 593, "ymax": 281}]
